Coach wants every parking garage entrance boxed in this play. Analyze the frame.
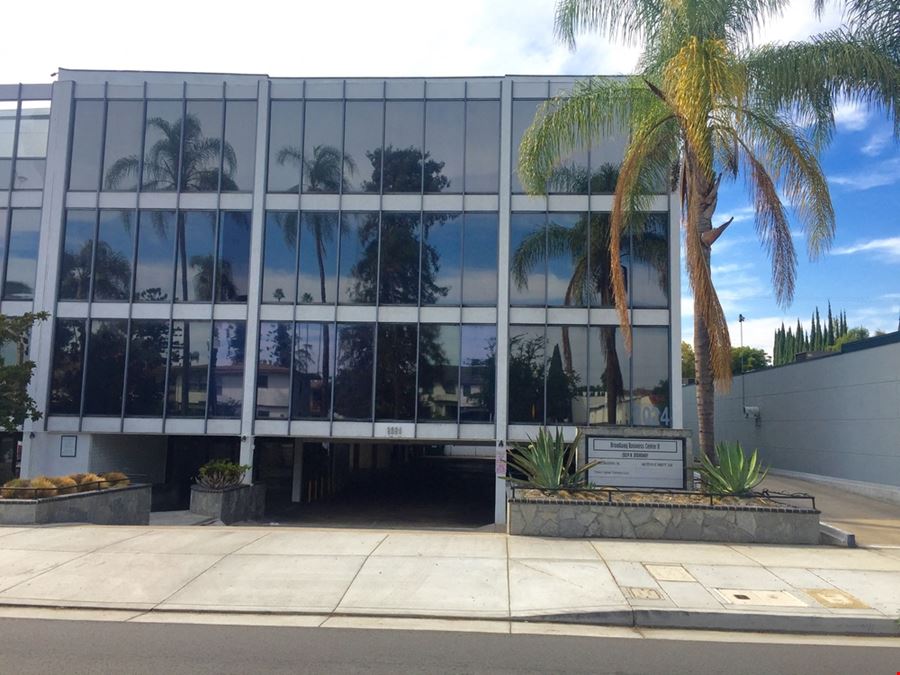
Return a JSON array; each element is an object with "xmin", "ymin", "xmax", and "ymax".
[{"xmin": 253, "ymin": 439, "xmax": 495, "ymax": 529}]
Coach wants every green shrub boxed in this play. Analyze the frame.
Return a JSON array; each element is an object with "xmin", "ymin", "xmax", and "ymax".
[
  {"xmin": 50, "ymin": 476, "xmax": 78, "ymax": 495},
  {"xmin": 30, "ymin": 477, "xmax": 58, "ymax": 498},
  {"xmin": 505, "ymin": 428, "xmax": 597, "ymax": 490},
  {"xmin": 196, "ymin": 460, "xmax": 251, "ymax": 490},
  {"xmin": 699, "ymin": 441, "xmax": 768, "ymax": 495},
  {"xmin": 100, "ymin": 472, "xmax": 130, "ymax": 488},
  {"xmin": 1, "ymin": 478, "xmax": 32, "ymax": 499}
]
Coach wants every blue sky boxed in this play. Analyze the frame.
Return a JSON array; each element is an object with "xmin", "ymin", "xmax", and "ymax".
[{"xmin": 1, "ymin": 0, "xmax": 896, "ymax": 352}]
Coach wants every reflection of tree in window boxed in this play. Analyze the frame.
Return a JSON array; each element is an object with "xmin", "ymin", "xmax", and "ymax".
[
  {"xmin": 375, "ymin": 323, "xmax": 417, "ymax": 420},
  {"xmin": 464, "ymin": 330, "xmax": 496, "ymax": 422},
  {"xmin": 49, "ymin": 319, "xmax": 85, "ymax": 415},
  {"xmin": 507, "ymin": 331, "xmax": 545, "ymax": 423},
  {"xmin": 84, "ymin": 320, "xmax": 127, "ymax": 415},
  {"xmin": 208, "ymin": 321, "xmax": 245, "ymax": 418},
  {"xmin": 364, "ymin": 146, "xmax": 448, "ymax": 194},
  {"xmin": 126, "ymin": 320, "xmax": 169, "ymax": 416},
  {"xmin": 333, "ymin": 323, "xmax": 374, "ymax": 420},
  {"xmin": 545, "ymin": 343, "xmax": 581, "ymax": 423},
  {"xmin": 277, "ymin": 144, "xmax": 354, "ymax": 194}
]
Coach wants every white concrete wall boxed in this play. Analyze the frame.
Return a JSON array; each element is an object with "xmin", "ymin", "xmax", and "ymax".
[{"xmin": 683, "ymin": 339, "xmax": 900, "ymax": 488}]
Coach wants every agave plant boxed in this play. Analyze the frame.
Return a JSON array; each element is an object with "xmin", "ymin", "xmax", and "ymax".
[
  {"xmin": 699, "ymin": 441, "xmax": 768, "ymax": 495},
  {"xmin": 505, "ymin": 428, "xmax": 598, "ymax": 490}
]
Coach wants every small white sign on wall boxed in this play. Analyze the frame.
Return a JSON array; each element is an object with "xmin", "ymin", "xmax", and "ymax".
[
  {"xmin": 587, "ymin": 436, "xmax": 684, "ymax": 489},
  {"xmin": 60, "ymin": 435, "xmax": 77, "ymax": 458}
]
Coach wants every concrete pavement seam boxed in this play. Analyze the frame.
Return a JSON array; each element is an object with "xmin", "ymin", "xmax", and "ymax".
[{"xmin": 331, "ymin": 533, "xmax": 390, "ymax": 614}]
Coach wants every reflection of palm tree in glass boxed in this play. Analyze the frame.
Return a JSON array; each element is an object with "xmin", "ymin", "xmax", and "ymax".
[{"xmin": 60, "ymin": 241, "xmax": 131, "ymax": 301}]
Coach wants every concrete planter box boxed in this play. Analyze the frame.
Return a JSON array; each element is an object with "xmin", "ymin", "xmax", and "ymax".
[
  {"xmin": 190, "ymin": 484, "xmax": 265, "ymax": 524},
  {"xmin": 0, "ymin": 484, "xmax": 151, "ymax": 526},
  {"xmin": 508, "ymin": 497, "xmax": 820, "ymax": 545}
]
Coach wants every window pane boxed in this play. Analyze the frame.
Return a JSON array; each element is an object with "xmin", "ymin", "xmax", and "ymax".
[
  {"xmin": 425, "ymin": 100, "xmax": 463, "ymax": 193},
  {"xmin": 262, "ymin": 211, "xmax": 297, "ymax": 304},
  {"xmin": 631, "ymin": 326, "xmax": 670, "ymax": 427},
  {"xmin": 509, "ymin": 213, "xmax": 546, "ymax": 306},
  {"xmin": 590, "ymin": 132, "xmax": 627, "ymax": 194},
  {"xmin": 630, "ymin": 213, "xmax": 669, "ymax": 308},
  {"xmin": 69, "ymin": 100, "xmax": 104, "ymax": 191},
  {"xmin": 134, "ymin": 210, "xmax": 175, "ymax": 302},
  {"xmin": 0, "ymin": 109, "xmax": 14, "ymax": 158},
  {"xmin": 49, "ymin": 319, "xmax": 86, "ymax": 415},
  {"xmin": 545, "ymin": 325, "xmax": 588, "ymax": 424},
  {"xmin": 142, "ymin": 100, "xmax": 182, "ymax": 191},
  {"xmin": 421, "ymin": 213, "xmax": 460, "ymax": 305},
  {"xmin": 547, "ymin": 212, "xmax": 587, "ymax": 307},
  {"xmin": 417, "ymin": 324, "xmax": 459, "ymax": 421},
  {"xmin": 182, "ymin": 100, "xmax": 223, "ymax": 192},
  {"xmin": 292, "ymin": 321, "xmax": 334, "ymax": 419},
  {"xmin": 587, "ymin": 213, "xmax": 618, "ymax": 308},
  {"xmin": 93, "ymin": 209, "xmax": 134, "ymax": 301},
  {"xmin": 209, "ymin": 321, "xmax": 245, "ymax": 418},
  {"xmin": 338, "ymin": 212, "xmax": 378, "ymax": 304},
  {"xmin": 4, "ymin": 209, "xmax": 40, "ymax": 300},
  {"xmin": 460, "ymin": 324, "xmax": 496, "ymax": 422},
  {"xmin": 13, "ymin": 159, "xmax": 44, "ymax": 190},
  {"xmin": 167, "ymin": 320, "xmax": 210, "ymax": 417},
  {"xmin": 15, "ymin": 107, "xmax": 49, "ymax": 158},
  {"xmin": 343, "ymin": 100, "xmax": 383, "ymax": 193},
  {"xmin": 462, "ymin": 213, "xmax": 498, "ymax": 305},
  {"xmin": 222, "ymin": 100, "xmax": 256, "ymax": 191},
  {"xmin": 379, "ymin": 212, "xmax": 420, "ymax": 305},
  {"xmin": 84, "ymin": 319, "xmax": 127, "ymax": 415},
  {"xmin": 588, "ymin": 325, "xmax": 629, "ymax": 425},
  {"xmin": 375, "ymin": 323, "xmax": 416, "ymax": 420},
  {"xmin": 302, "ymin": 100, "xmax": 343, "ymax": 193},
  {"xmin": 102, "ymin": 100, "xmax": 143, "ymax": 191},
  {"xmin": 0, "ymin": 159, "xmax": 10, "ymax": 190},
  {"xmin": 126, "ymin": 319, "xmax": 169, "ymax": 416},
  {"xmin": 333, "ymin": 322, "xmax": 374, "ymax": 420},
  {"xmin": 511, "ymin": 100, "xmax": 541, "ymax": 193},
  {"xmin": 216, "ymin": 211, "xmax": 251, "ymax": 302},
  {"xmin": 298, "ymin": 211, "xmax": 338, "ymax": 304},
  {"xmin": 174, "ymin": 211, "xmax": 216, "ymax": 302},
  {"xmin": 59, "ymin": 210, "xmax": 95, "ymax": 301},
  {"xmin": 508, "ymin": 325, "xmax": 545, "ymax": 423},
  {"xmin": 257, "ymin": 321, "xmax": 292, "ymax": 419},
  {"xmin": 267, "ymin": 100, "xmax": 302, "ymax": 193},
  {"xmin": 383, "ymin": 101, "xmax": 424, "ymax": 193},
  {"xmin": 548, "ymin": 130, "xmax": 589, "ymax": 195},
  {"xmin": 465, "ymin": 100, "xmax": 500, "ymax": 192}
]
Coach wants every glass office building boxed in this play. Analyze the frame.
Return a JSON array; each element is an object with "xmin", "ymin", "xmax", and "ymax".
[{"xmin": 5, "ymin": 70, "xmax": 680, "ymax": 523}]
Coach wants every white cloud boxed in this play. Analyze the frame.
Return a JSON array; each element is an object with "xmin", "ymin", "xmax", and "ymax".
[
  {"xmin": 861, "ymin": 131, "xmax": 891, "ymax": 157},
  {"xmin": 829, "ymin": 158, "xmax": 900, "ymax": 191},
  {"xmin": 832, "ymin": 236, "xmax": 900, "ymax": 262},
  {"xmin": 832, "ymin": 101, "xmax": 870, "ymax": 132}
]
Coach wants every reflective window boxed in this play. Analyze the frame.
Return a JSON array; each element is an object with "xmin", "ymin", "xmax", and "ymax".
[
  {"xmin": 508, "ymin": 325, "xmax": 545, "ymax": 423},
  {"xmin": 84, "ymin": 319, "xmax": 127, "ymax": 415},
  {"xmin": 589, "ymin": 132, "xmax": 627, "ymax": 194},
  {"xmin": 462, "ymin": 213, "xmax": 498, "ymax": 305},
  {"xmin": 465, "ymin": 100, "xmax": 500, "ymax": 193},
  {"xmin": 216, "ymin": 211, "xmax": 251, "ymax": 302},
  {"xmin": 49, "ymin": 319, "xmax": 86, "ymax": 415},
  {"xmin": 262, "ymin": 211, "xmax": 298, "ymax": 303},
  {"xmin": 379, "ymin": 212, "xmax": 420, "ymax": 305},
  {"xmin": 424, "ymin": 101, "xmax": 463, "ymax": 193},
  {"xmin": 68, "ymin": 100, "xmax": 104, "ymax": 191},
  {"xmin": 126, "ymin": 319, "xmax": 169, "ymax": 416},
  {"xmin": 0, "ymin": 105, "xmax": 14, "ymax": 189},
  {"xmin": 548, "ymin": 125, "xmax": 589, "ymax": 195},
  {"xmin": 588, "ymin": 325, "xmax": 629, "ymax": 425},
  {"xmin": 257, "ymin": 321, "xmax": 292, "ymax": 420},
  {"xmin": 93, "ymin": 209, "xmax": 134, "ymax": 301},
  {"xmin": 333, "ymin": 322, "xmax": 374, "ymax": 420},
  {"xmin": 547, "ymin": 213, "xmax": 587, "ymax": 306},
  {"xmin": 338, "ymin": 212, "xmax": 378, "ymax": 304},
  {"xmin": 174, "ymin": 210, "xmax": 216, "ymax": 302},
  {"xmin": 509, "ymin": 213, "xmax": 546, "ymax": 306},
  {"xmin": 298, "ymin": 211, "xmax": 339, "ymax": 304},
  {"xmin": 545, "ymin": 325, "xmax": 587, "ymax": 424},
  {"xmin": 267, "ymin": 100, "xmax": 303, "ymax": 193},
  {"xmin": 222, "ymin": 100, "xmax": 257, "ymax": 191},
  {"xmin": 293, "ymin": 321, "xmax": 334, "ymax": 419},
  {"xmin": 102, "ymin": 100, "xmax": 143, "ymax": 191},
  {"xmin": 4, "ymin": 209, "xmax": 41, "ymax": 300},
  {"xmin": 383, "ymin": 101, "xmax": 424, "ymax": 193},
  {"xmin": 134, "ymin": 210, "xmax": 175, "ymax": 302},
  {"xmin": 511, "ymin": 100, "xmax": 541, "ymax": 193},
  {"xmin": 631, "ymin": 326, "xmax": 670, "ymax": 427},
  {"xmin": 59, "ymin": 210, "xmax": 96, "ymax": 301},
  {"xmin": 142, "ymin": 100, "xmax": 182, "ymax": 191},
  {"xmin": 587, "ymin": 213, "xmax": 617, "ymax": 307},
  {"xmin": 181, "ymin": 100, "xmax": 223, "ymax": 192},
  {"xmin": 14, "ymin": 105, "xmax": 49, "ymax": 189},
  {"xmin": 417, "ymin": 324, "xmax": 459, "ymax": 421},
  {"xmin": 375, "ymin": 323, "xmax": 416, "ymax": 420},
  {"xmin": 460, "ymin": 324, "xmax": 496, "ymax": 422},
  {"xmin": 209, "ymin": 321, "xmax": 245, "ymax": 418},
  {"xmin": 167, "ymin": 320, "xmax": 210, "ymax": 417},
  {"xmin": 630, "ymin": 213, "xmax": 669, "ymax": 308},
  {"xmin": 302, "ymin": 100, "xmax": 343, "ymax": 193},
  {"xmin": 421, "ymin": 213, "xmax": 460, "ymax": 305},
  {"xmin": 343, "ymin": 100, "xmax": 382, "ymax": 193}
]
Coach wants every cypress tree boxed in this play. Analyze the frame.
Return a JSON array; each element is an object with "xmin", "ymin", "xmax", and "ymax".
[
  {"xmin": 797, "ymin": 321, "xmax": 805, "ymax": 353},
  {"xmin": 827, "ymin": 302, "xmax": 834, "ymax": 346},
  {"xmin": 815, "ymin": 308, "xmax": 823, "ymax": 350}
]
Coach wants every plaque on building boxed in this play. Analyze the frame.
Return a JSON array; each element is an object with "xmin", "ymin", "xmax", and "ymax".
[{"xmin": 586, "ymin": 436, "xmax": 685, "ymax": 489}]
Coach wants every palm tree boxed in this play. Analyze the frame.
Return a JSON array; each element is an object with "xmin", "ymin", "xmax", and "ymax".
[{"xmin": 518, "ymin": 0, "xmax": 897, "ymax": 458}]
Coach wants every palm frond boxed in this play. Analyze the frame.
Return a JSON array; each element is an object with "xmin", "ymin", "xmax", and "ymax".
[{"xmin": 554, "ymin": 0, "xmax": 664, "ymax": 48}]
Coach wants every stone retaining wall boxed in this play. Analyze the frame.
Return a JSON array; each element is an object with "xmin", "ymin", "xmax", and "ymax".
[
  {"xmin": 190, "ymin": 484, "xmax": 266, "ymax": 524},
  {"xmin": 508, "ymin": 499, "xmax": 820, "ymax": 544},
  {"xmin": 0, "ymin": 484, "xmax": 151, "ymax": 526}
]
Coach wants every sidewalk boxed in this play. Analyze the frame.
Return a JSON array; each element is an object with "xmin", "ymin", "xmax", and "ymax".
[{"xmin": 0, "ymin": 525, "xmax": 898, "ymax": 636}]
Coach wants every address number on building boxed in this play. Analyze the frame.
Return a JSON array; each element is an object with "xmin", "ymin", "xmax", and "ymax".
[
  {"xmin": 586, "ymin": 436, "xmax": 685, "ymax": 489},
  {"xmin": 386, "ymin": 426, "xmax": 404, "ymax": 438}
]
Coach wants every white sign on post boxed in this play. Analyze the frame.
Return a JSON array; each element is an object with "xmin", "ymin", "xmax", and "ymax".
[{"xmin": 587, "ymin": 437, "xmax": 684, "ymax": 489}]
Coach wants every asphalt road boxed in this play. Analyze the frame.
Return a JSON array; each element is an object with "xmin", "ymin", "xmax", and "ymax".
[{"xmin": 1, "ymin": 618, "xmax": 898, "ymax": 674}]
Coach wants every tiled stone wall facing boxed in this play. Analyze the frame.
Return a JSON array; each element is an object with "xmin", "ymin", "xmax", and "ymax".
[{"xmin": 0, "ymin": 484, "xmax": 151, "ymax": 525}]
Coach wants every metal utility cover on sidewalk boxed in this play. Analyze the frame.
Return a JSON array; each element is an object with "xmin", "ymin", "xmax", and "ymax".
[
  {"xmin": 645, "ymin": 565, "xmax": 695, "ymax": 582},
  {"xmin": 805, "ymin": 588, "xmax": 870, "ymax": 609},
  {"xmin": 713, "ymin": 589, "xmax": 807, "ymax": 607}
]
